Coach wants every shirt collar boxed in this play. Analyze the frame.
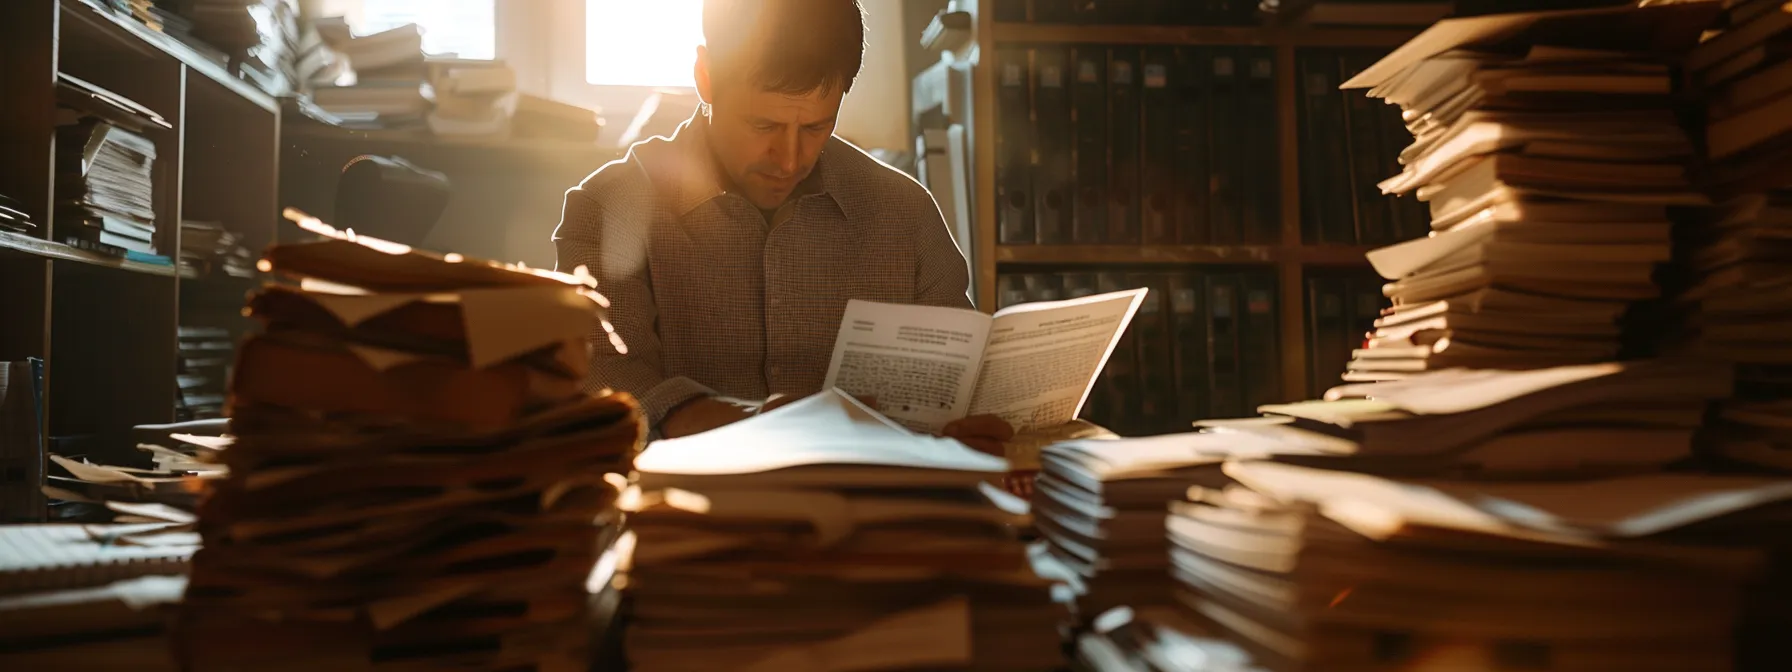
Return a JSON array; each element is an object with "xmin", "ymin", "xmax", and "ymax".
[{"xmin": 665, "ymin": 107, "xmax": 850, "ymax": 219}]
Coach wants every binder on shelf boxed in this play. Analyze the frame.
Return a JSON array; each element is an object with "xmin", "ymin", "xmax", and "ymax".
[
  {"xmin": 1107, "ymin": 47, "xmax": 1143, "ymax": 245},
  {"xmin": 1072, "ymin": 46, "xmax": 1108, "ymax": 244},
  {"xmin": 996, "ymin": 48, "xmax": 1035, "ymax": 246},
  {"xmin": 1241, "ymin": 48, "xmax": 1281, "ymax": 244},
  {"xmin": 1207, "ymin": 48, "xmax": 1243, "ymax": 243},
  {"xmin": 1130, "ymin": 273, "xmax": 1175, "ymax": 434},
  {"xmin": 1140, "ymin": 47, "xmax": 1178, "ymax": 246},
  {"xmin": 1304, "ymin": 273, "xmax": 1353, "ymax": 398},
  {"xmin": 993, "ymin": 0, "xmax": 1030, "ymax": 23},
  {"xmin": 1168, "ymin": 273, "xmax": 1211, "ymax": 426},
  {"xmin": 1034, "ymin": 47, "xmax": 1074, "ymax": 245},
  {"xmin": 1240, "ymin": 271, "xmax": 1281, "ymax": 409},
  {"xmin": 1174, "ymin": 46, "xmax": 1212, "ymax": 245},
  {"xmin": 1296, "ymin": 48, "xmax": 1357, "ymax": 245},
  {"xmin": 1204, "ymin": 273, "xmax": 1245, "ymax": 419}
]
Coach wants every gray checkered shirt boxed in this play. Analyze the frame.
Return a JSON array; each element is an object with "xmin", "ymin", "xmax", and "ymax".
[{"xmin": 552, "ymin": 110, "xmax": 974, "ymax": 429}]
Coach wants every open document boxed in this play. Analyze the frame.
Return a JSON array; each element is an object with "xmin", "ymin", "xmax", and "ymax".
[{"xmin": 821, "ymin": 289, "xmax": 1147, "ymax": 434}]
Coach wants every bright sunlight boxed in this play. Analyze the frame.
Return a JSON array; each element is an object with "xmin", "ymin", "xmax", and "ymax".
[{"xmin": 586, "ymin": 0, "xmax": 705, "ymax": 88}]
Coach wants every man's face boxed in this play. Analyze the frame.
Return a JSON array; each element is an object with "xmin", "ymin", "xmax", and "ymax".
[{"xmin": 704, "ymin": 84, "xmax": 844, "ymax": 210}]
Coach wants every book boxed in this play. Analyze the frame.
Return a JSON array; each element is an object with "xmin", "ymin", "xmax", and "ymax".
[{"xmin": 822, "ymin": 289, "xmax": 1146, "ymax": 435}]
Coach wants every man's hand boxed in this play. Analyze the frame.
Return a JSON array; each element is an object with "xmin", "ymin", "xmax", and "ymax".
[
  {"xmin": 941, "ymin": 414, "xmax": 1014, "ymax": 458},
  {"xmin": 660, "ymin": 397, "xmax": 753, "ymax": 439}
]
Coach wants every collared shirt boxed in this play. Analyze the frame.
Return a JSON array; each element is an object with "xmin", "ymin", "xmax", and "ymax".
[{"xmin": 552, "ymin": 109, "xmax": 974, "ymax": 429}]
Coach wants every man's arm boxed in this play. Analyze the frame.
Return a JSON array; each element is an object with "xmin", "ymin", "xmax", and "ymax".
[
  {"xmin": 552, "ymin": 186, "xmax": 730, "ymax": 432},
  {"xmin": 914, "ymin": 201, "xmax": 976, "ymax": 311}
]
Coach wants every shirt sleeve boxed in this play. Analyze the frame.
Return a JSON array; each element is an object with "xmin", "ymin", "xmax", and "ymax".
[
  {"xmin": 552, "ymin": 186, "xmax": 716, "ymax": 429},
  {"xmin": 914, "ymin": 199, "xmax": 976, "ymax": 311}
]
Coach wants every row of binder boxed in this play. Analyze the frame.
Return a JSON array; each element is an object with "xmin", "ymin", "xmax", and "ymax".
[
  {"xmin": 997, "ymin": 268, "xmax": 1284, "ymax": 437},
  {"xmin": 992, "ymin": 0, "xmax": 1262, "ymax": 26},
  {"xmin": 1296, "ymin": 47, "xmax": 1432, "ymax": 245},
  {"xmin": 996, "ymin": 45, "xmax": 1282, "ymax": 248}
]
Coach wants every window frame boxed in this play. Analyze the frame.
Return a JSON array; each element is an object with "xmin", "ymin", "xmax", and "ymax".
[{"xmin": 499, "ymin": 0, "xmax": 698, "ymax": 141}]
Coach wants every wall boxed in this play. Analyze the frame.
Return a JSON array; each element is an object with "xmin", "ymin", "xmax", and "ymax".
[{"xmin": 834, "ymin": 0, "xmax": 909, "ymax": 152}]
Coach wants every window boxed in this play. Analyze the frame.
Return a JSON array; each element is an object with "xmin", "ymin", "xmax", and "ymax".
[
  {"xmin": 583, "ymin": 0, "xmax": 704, "ymax": 87},
  {"xmin": 356, "ymin": 0, "xmax": 497, "ymax": 59}
]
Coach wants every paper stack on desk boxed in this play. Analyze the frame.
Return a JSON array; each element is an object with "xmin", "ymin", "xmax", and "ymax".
[
  {"xmin": 1340, "ymin": 2, "xmax": 1722, "ymax": 383},
  {"xmin": 1030, "ymin": 433, "xmax": 1242, "ymax": 626},
  {"xmin": 173, "ymin": 214, "xmax": 644, "ymax": 671},
  {"xmin": 1670, "ymin": 1, "xmax": 1792, "ymax": 475},
  {"xmin": 625, "ymin": 389, "xmax": 1063, "ymax": 671},
  {"xmin": 1167, "ymin": 461, "xmax": 1792, "ymax": 672}
]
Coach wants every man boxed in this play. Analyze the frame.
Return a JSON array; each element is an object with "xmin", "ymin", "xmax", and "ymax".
[{"xmin": 553, "ymin": 0, "xmax": 1011, "ymax": 452}]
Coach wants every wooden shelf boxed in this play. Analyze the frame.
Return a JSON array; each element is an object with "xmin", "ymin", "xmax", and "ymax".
[
  {"xmin": 59, "ymin": 0, "xmax": 276, "ymax": 113},
  {"xmin": 996, "ymin": 244, "xmax": 1376, "ymax": 266},
  {"xmin": 0, "ymin": 230, "xmax": 185, "ymax": 278},
  {"xmin": 991, "ymin": 22, "xmax": 1419, "ymax": 48}
]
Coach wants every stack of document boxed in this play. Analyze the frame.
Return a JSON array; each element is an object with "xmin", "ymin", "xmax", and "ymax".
[
  {"xmin": 625, "ymin": 389, "xmax": 1063, "ymax": 671},
  {"xmin": 1031, "ymin": 433, "xmax": 1237, "ymax": 625},
  {"xmin": 1338, "ymin": 3, "xmax": 1722, "ymax": 382},
  {"xmin": 173, "ymin": 214, "xmax": 644, "ymax": 670},
  {"xmin": 1692, "ymin": 0, "xmax": 1792, "ymax": 197},
  {"xmin": 1214, "ymin": 360, "xmax": 1732, "ymax": 477},
  {"xmin": 426, "ymin": 57, "xmax": 518, "ymax": 139},
  {"xmin": 1166, "ymin": 460, "xmax": 1792, "ymax": 672},
  {"xmin": 1673, "ymin": 2, "xmax": 1792, "ymax": 474}
]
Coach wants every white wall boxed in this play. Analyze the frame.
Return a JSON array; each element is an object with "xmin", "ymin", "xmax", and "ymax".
[{"xmin": 835, "ymin": 0, "xmax": 910, "ymax": 152}]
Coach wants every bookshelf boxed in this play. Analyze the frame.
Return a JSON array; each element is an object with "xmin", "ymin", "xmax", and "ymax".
[
  {"xmin": 957, "ymin": 0, "xmax": 1419, "ymax": 407},
  {"xmin": 0, "ymin": 0, "xmax": 280, "ymax": 520}
]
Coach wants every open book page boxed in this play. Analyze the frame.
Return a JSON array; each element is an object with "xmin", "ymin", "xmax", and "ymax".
[
  {"xmin": 822, "ymin": 302, "xmax": 994, "ymax": 433},
  {"xmin": 968, "ymin": 288, "xmax": 1146, "ymax": 432}
]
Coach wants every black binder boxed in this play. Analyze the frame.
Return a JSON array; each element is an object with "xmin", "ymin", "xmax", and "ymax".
[
  {"xmin": 1168, "ymin": 272, "xmax": 1210, "ymax": 424},
  {"xmin": 1174, "ymin": 46, "xmax": 1211, "ymax": 244},
  {"xmin": 1240, "ymin": 48, "xmax": 1280, "ymax": 244},
  {"xmin": 1240, "ymin": 271, "xmax": 1281, "ymax": 410},
  {"xmin": 1071, "ymin": 46, "xmax": 1108, "ymax": 244},
  {"xmin": 1130, "ymin": 273, "xmax": 1175, "ymax": 433},
  {"xmin": 1107, "ymin": 46, "xmax": 1142, "ymax": 245},
  {"xmin": 1140, "ymin": 46, "xmax": 1177, "ymax": 245},
  {"xmin": 1034, "ymin": 47, "xmax": 1074, "ymax": 245},
  {"xmin": 1204, "ymin": 272, "xmax": 1244, "ymax": 419},
  {"xmin": 1296, "ymin": 48, "xmax": 1358, "ymax": 245},
  {"xmin": 1206, "ymin": 48, "xmax": 1242, "ymax": 244},
  {"xmin": 1304, "ymin": 273, "xmax": 1351, "ymax": 398},
  {"xmin": 995, "ymin": 48, "xmax": 1035, "ymax": 246}
]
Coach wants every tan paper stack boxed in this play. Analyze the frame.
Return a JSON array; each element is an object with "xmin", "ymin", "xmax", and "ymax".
[
  {"xmin": 172, "ymin": 211, "xmax": 643, "ymax": 671},
  {"xmin": 1672, "ymin": 1, "xmax": 1792, "ymax": 474},
  {"xmin": 1166, "ymin": 459, "xmax": 1792, "ymax": 672},
  {"xmin": 425, "ymin": 57, "xmax": 518, "ymax": 140},
  {"xmin": 1334, "ymin": 3, "xmax": 1722, "ymax": 383},
  {"xmin": 624, "ymin": 389, "xmax": 1063, "ymax": 671}
]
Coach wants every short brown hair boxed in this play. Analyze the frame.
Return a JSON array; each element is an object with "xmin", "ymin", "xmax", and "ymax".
[{"xmin": 702, "ymin": 0, "xmax": 866, "ymax": 95}]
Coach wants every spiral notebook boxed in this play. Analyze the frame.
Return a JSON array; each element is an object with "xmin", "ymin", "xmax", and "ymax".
[{"xmin": 0, "ymin": 524, "xmax": 197, "ymax": 596}]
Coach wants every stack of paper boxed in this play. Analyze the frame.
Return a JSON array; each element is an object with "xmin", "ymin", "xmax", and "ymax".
[
  {"xmin": 1031, "ymin": 433, "xmax": 1239, "ymax": 625},
  {"xmin": 172, "ymin": 213, "xmax": 644, "ymax": 670},
  {"xmin": 1166, "ymin": 460, "xmax": 1792, "ymax": 672},
  {"xmin": 1693, "ymin": 0, "xmax": 1792, "ymax": 197},
  {"xmin": 1219, "ymin": 360, "xmax": 1733, "ymax": 477},
  {"xmin": 426, "ymin": 57, "xmax": 518, "ymax": 139},
  {"xmin": 313, "ymin": 23, "xmax": 429, "ymax": 127},
  {"xmin": 1671, "ymin": 2, "xmax": 1792, "ymax": 474},
  {"xmin": 625, "ymin": 389, "xmax": 1063, "ymax": 671},
  {"xmin": 177, "ymin": 220, "xmax": 254, "ymax": 279},
  {"xmin": 1336, "ymin": 3, "xmax": 1722, "ymax": 382},
  {"xmin": 54, "ymin": 119, "xmax": 161, "ymax": 257}
]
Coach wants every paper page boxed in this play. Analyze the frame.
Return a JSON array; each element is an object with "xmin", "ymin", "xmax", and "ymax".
[
  {"xmin": 822, "ymin": 300, "xmax": 993, "ymax": 433},
  {"xmin": 968, "ymin": 288, "xmax": 1146, "ymax": 432}
]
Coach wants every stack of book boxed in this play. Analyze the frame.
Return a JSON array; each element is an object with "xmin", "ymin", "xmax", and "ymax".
[
  {"xmin": 175, "ymin": 326, "xmax": 230, "ymax": 420},
  {"xmin": 153, "ymin": 0, "xmax": 300, "ymax": 94},
  {"xmin": 1030, "ymin": 433, "xmax": 1235, "ymax": 626},
  {"xmin": 312, "ymin": 23, "xmax": 428, "ymax": 128},
  {"xmin": 173, "ymin": 213, "xmax": 643, "ymax": 669},
  {"xmin": 0, "ymin": 194, "xmax": 32, "ymax": 233},
  {"xmin": 54, "ymin": 72, "xmax": 176, "ymax": 260},
  {"xmin": 1167, "ymin": 458, "xmax": 1792, "ymax": 672},
  {"xmin": 625, "ymin": 389, "xmax": 1063, "ymax": 671},
  {"xmin": 1340, "ymin": 3, "xmax": 1720, "ymax": 383},
  {"xmin": 177, "ymin": 220, "xmax": 254, "ymax": 278},
  {"xmin": 426, "ymin": 57, "xmax": 518, "ymax": 140},
  {"xmin": 1674, "ymin": 0, "xmax": 1792, "ymax": 474}
]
